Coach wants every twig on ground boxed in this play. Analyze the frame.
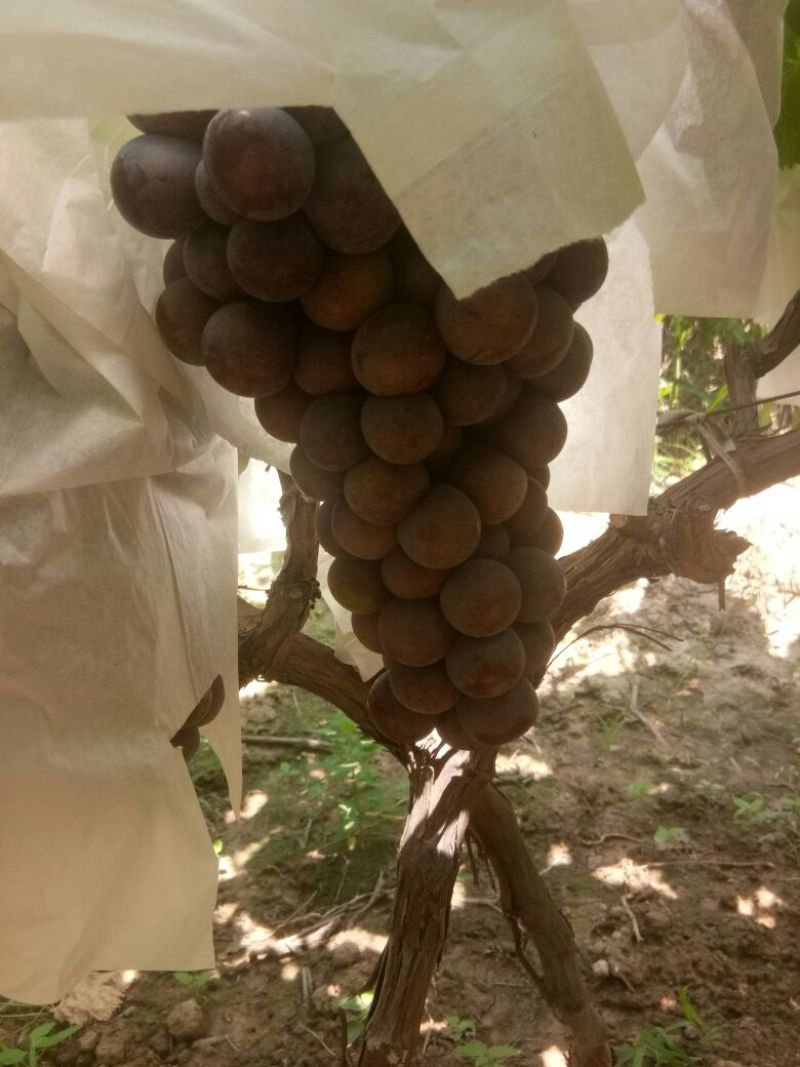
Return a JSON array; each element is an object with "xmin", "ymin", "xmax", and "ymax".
[
  {"xmin": 627, "ymin": 677, "xmax": 663, "ymax": 742},
  {"xmin": 299, "ymin": 1022, "xmax": 336, "ymax": 1057},
  {"xmin": 242, "ymin": 734, "xmax": 333, "ymax": 752},
  {"xmin": 580, "ymin": 833, "xmax": 643, "ymax": 847},
  {"xmin": 621, "ymin": 895, "xmax": 643, "ymax": 944}
]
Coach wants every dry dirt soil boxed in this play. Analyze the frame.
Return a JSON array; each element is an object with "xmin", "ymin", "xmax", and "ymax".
[{"xmin": 4, "ymin": 483, "xmax": 799, "ymax": 1067}]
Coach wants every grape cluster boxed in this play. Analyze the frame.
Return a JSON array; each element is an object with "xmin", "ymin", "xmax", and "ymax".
[{"xmin": 110, "ymin": 106, "xmax": 608, "ymax": 751}]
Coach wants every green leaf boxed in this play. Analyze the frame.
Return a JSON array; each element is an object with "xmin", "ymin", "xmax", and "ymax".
[
  {"xmin": 456, "ymin": 1042, "xmax": 488, "ymax": 1058},
  {"xmin": 26, "ymin": 1026, "xmax": 54, "ymax": 1044},
  {"xmin": 487, "ymin": 1046, "xmax": 520, "ymax": 1061},
  {"xmin": 33, "ymin": 1026, "xmax": 80, "ymax": 1050},
  {"xmin": 0, "ymin": 1051, "xmax": 26, "ymax": 1065},
  {"xmin": 654, "ymin": 825, "xmax": 683, "ymax": 845}
]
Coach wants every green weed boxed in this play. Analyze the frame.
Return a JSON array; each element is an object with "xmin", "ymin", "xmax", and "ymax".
[
  {"xmin": 0, "ymin": 1022, "xmax": 80, "ymax": 1067},
  {"xmin": 336, "ymin": 991, "xmax": 373, "ymax": 1043},
  {"xmin": 446, "ymin": 1017, "xmax": 519, "ymax": 1065},
  {"xmin": 615, "ymin": 987, "xmax": 721, "ymax": 1067},
  {"xmin": 174, "ymin": 970, "xmax": 214, "ymax": 991}
]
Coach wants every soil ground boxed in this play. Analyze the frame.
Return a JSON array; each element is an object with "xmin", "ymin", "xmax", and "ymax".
[{"xmin": 3, "ymin": 482, "xmax": 799, "ymax": 1067}]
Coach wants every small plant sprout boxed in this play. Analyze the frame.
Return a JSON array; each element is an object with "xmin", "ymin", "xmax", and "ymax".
[{"xmin": 0, "ymin": 1021, "xmax": 81, "ymax": 1067}]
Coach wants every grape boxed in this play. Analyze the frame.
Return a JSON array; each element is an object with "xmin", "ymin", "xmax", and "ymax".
[
  {"xmin": 436, "ymin": 709, "xmax": 479, "ymax": 750},
  {"xmin": 316, "ymin": 499, "xmax": 343, "ymax": 557},
  {"xmin": 194, "ymin": 161, "xmax": 239, "ymax": 226},
  {"xmin": 515, "ymin": 621, "xmax": 555, "ymax": 686},
  {"xmin": 434, "ymin": 359, "xmax": 507, "ymax": 426},
  {"xmin": 293, "ymin": 324, "xmax": 358, "ymax": 396},
  {"xmin": 529, "ymin": 466, "xmax": 551, "ymax": 489},
  {"xmin": 445, "ymin": 630, "xmax": 526, "ymax": 699},
  {"xmin": 448, "ymin": 445, "xmax": 528, "ymax": 525},
  {"xmin": 398, "ymin": 486, "xmax": 481, "ymax": 570},
  {"xmin": 201, "ymin": 302, "xmax": 295, "ymax": 397},
  {"xmin": 351, "ymin": 612, "xmax": 383, "ymax": 654},
  {"xmin": 128, "ymin": 111, "xmax": 215, "ymax": 140},
  {"xmin": 486, "ymin": 393, "xmax": 568, "ymax": 471},
  {"xmin": 378, "ymin": 598, "xmax": 455, "ymax": 667},
  {"xmin": 303, "ymin": 136, "xmax": 400, "ymax": 253},
  {"xmin": 474, "ymin": 524, "xmax": 511, "ymax": 560},
  {"xmin": 387, "ymin": 228, "xmax": 442, "ymax": 304},
  {"xmin": 388, "ymin": 663, "xmax": 458, "ymax": 715},
  {"xmin": 254, "ymin": 381, "xmax": 313, "ymax": 443},
  {"xmin": 227, "ymin": 216, "xmax": 324, "ymax": 302},
  {"xmin": 343, "ymin": 457, "xmax": 430, "ymax": 527},
  {"xmin": 425, "ymin": 425, "xmax": 462, "ymax": 470},
  {"xmin": 544, "ymin": 238, "xmax": 608, "ymax": 310},
  {"xmin": 155, "ymin": 278, "xmax": 220, "ymax": 365},
  {"xmin": 203, "ymin": 108, "xmax": 315, "ymax": 221},
  {"xmin": 435, "ymin": 275, "xmax": 538, "ymax": 365},
  {"xmin": 505, "ymin": 546, "xmax": 566, "ymax": 624},
  {"xmin": 525, "ymin": 508, "xmax": 564, "ymax": 555},
  {"xmin": 455, "ymin": 678, "xmax": 539, "ymax": 746},
  {"xmin": 162, "ymin": 241, "xmax": 187, "ymax": 286},
  {"xmin": 504, "ymin": 479, "xmax": 549, "ymax": 543},
  {"xmin": 524, "ymin": 253, "xmax": 558, "ymax": 286},
  {"xmin": 299, "ymin": 392, "xmax": 369, "ymax": 471},
  {"xmin": 183, "ymin": 221, "xmax": 241, "ymax": 301},
  {"xmin": 284, "ymin": 106, "xmax": 348, "ymax": 145},
  {"xmin": 528, "ymin": 323, "xmax": 593, "ymax": 401},
  {"xmin": 331, "ymin": 498, "xmax": 398, "ymax": 560},
  {"xmin": 289, "ymin": 446, "xmax": 344, "ymax": 501},
  {"xmin": 328, "ymin": 555, "xmax": 389, "ymax": 615},
  {"xmin": 476, "ymin": 374, "xmax": 522, "ymax": 428},
  {"xmin": 439, "ymin": 559, "xmax": 522, "ymax": 638},
  {"xmin": 352, "ymin": 303, "xmax": 446, "ymax": 396},
  {"xmin": 368, "ymin": 671, "xmax": 436, "ymax": 744},
  {"xmin": 508, "ymin": 286, "xmax": 574, "ymax": 379},
  {"xmin": 361, "ymin": 394, "xmax": 443, "ymax": 465},
  {"xmin": 301, "ymin": 249, "xmax": 393, "ymax": 332},
  {"xmin": 111, "ymin": 135, "xmax": 204, "ymax": 238},
  {"xmin": 381, "ymin": 551, "xmax": 450, "ymax": 600}
]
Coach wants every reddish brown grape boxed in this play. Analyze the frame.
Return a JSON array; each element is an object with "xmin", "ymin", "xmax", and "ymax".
[
  {"xmin": 351, "ymin": 612, "xmax": 383, "ymax": 653},
  {"xmin": 435, "ymin": 275, "xmax": 538, "ymax": 365},
  {"xmin": 449, "ymin": 446, "xmax": 528, "ymax": 525},
  {"xmin": 299, "ymin": 392, "xmax": 369, "ymax": 471},
  {"xmin": 331, "ymin": 498, "xmax": 397, "ymax": 560},
  {"xmin": 156, "ymin": 278, "xmax": 220, "ymax": 365},
  {"xmin": 437, "ymin": 710, "xmax": 480, "ymax": 750},
  {"xmin": 528, "ymin": 322, "xmax": 593, "ymax": 401},
  {"xmin": 504, "ymin": 479, "xmax": 549, "ymax": 543},
  {"xmin": 475, "ymin": 524, "xmax": 511, "ymax": 560},
  {"xmin": 162, "ymin": 241, "xmax": 187, "ymax": 286},
  {"xmin": 508, "ymin": 286, "xmax": 574, "ymax": 379},
  {"xmin": 426, "ymin": 425, "xmax": 463, "ymax": 469},
  {"xmin": 381, "ymin": 551, "xmax": 449, "ymax": 600},
  {"xmin": 194, "ymin": 161, "xmax": 239, "ymax": 225},
  {"xmin": 343, "ymin": 457, "xmax": 430, "ymax": 526},
  {"xmin": 515, "ymin": 621, "xmax": 555, "ymax": 685},
  {"xmin": 398, "ymin": 486, "xmax": 481, "ymax": 570},
  {"xmin": 302, "ymin": 250, "xmax": 393, "ymax": 332},
  {"xmin": 111, "ymin": 134, "xmax": 204, "ymax": 238},
  {"xmin": 387, "ymin": 228, "xmax": 441, "ymax": 304},
  {"xmin": 328, "ymin": 555, "xmax": 389, "ymax": 615},
  {"xmin": 446, "ymin": 629, "xmax": 525, "ymax": 699},
  {"xmin": 254, "ymin": 382, "xmax": 313, "ymax": 443},
  {"xmin": 530, "ymin": 466, "xmax": 551, "ymax": 489},
  {"xmin": 456, "ymin": 678, "xmax": 539, "ymax": 746},
  {"xmin": 303, "ymin": 136, "xmax": 400, "ymax": 253},
  {"xmin": 201, "ymin": 302, "xmax": 295, "ymax": 397},
  {"xmin": 227, "ymin": 216, "xmax": 324, "ymax": 302},
  {"xmin": 352, "ymin": 303, "xmax": 446, "ymax": 396},
  {"xmin": 316, "ymin": 499, "xmax": 343, "ymax": 556},
  {"xmin": 434, "ymin": 359, "xmax": 507, "ymax": 426},
  {"xmin": 378, "ymin": 598, "xmax": 455, "ymax": 667},
  {"xmin": 439, "ymin": 559, "xmax": 522, "ymax": 638},
  {"xmin": 293, "ymin": 324, "xmax": 358, "ymax": 396},
  {"xmin": 505, "ymin": 546, "xmax": 566, "ymax": 623},
  {"xmin": 290, "ymin": 446, "xmax": 344, "ymax": 501},
  {"xmin": 545, "ymin": 238, "xmax": 608, "ymax": 310},
  {"xmin": 526, "ymin": 508, "xmax": 564, "ymax": 555},
  {"xmin": 388, "ymin": 662, "xmax": 458, "ymax": 715},
  {"xmin": 361, "ymin": 394, "xmax": 443, "ymax": 465},
  {"xmin": 129, "ymin": 111, "xmax": 215, "ymax": 140},
  {"xmin": 203, "ymin": 108, "xmax": 315, "ymax": 220},
  {"xmin": 486, "ymin": 393, "xmax": 567, "ymax": 471},
  {"xmin": 524, "ymin": 252, "xmax": 558, "ymax": 286},
  {"xmin": 475, "ymin": 374, "xmax": 521, "ymax": 427},
  {"xmin": 368, "ymin": 671, "xmax": 436, "ymax": 744},
  {"xmin": 183, "ymin": 221, "xmax": 241, "ymax": 301},
  {"xmin": 284, "ymin": 106, "xmax": 348, "ymax": 145}
]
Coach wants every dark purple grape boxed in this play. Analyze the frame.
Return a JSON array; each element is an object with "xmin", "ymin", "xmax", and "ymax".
[{"xmin": 111, "ymin": 135, "xmax": 204, "ymax": 238}]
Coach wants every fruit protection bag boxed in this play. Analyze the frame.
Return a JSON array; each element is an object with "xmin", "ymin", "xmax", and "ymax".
[{"xmin": 0, "ymin": 0, "xmax": 790, "ymax": 1003}]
